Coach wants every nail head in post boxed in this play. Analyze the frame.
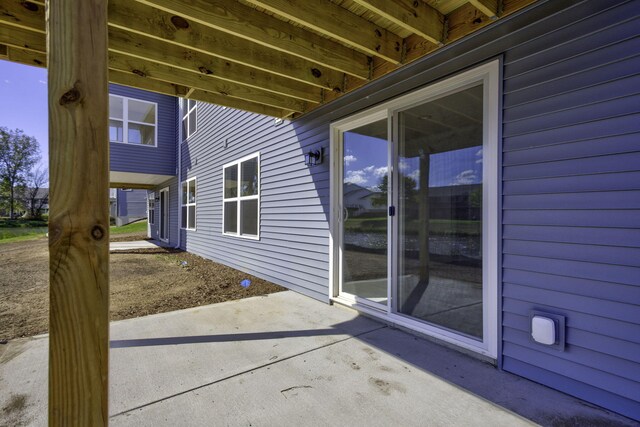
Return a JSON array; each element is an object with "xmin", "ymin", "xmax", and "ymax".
[{"xmin": 304, "ymin": 148, "xmax": 323, "ymax": 167}]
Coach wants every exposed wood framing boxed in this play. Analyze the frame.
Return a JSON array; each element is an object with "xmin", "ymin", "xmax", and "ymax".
[
  {"xmin": 246, "ymin": 0, "xmax": 404, "ymax": 63},
  {"xmin": 48, "ymin": 0, "xmax": 109, "ymax": 423},
  {"xmin": 135, "ymin": 0, "xmax": 370, "ymax": 79},
  {"xmin": 469, "ymin": 0, "xmax": 499, "ymax": 17},
  {"xmin": 1, "ymin": 0, "xmax": 539, "ymax": 117},
  {"xmin": 107, "ymin": 52, "xmax": 308, "ymax": 112},
  {"xmin": 110, "ymin": 182, "xmax": 156, "ymax": 190},
  {"xmin": 107, "ymin": 28, "xmax": 322, "ymax": 103},
  {"xmin": 351, "ymin": 0, "xmax": 445, "ymax": 45},
  {"xmin": 108, "ymin": 0, "xmax": 346, "ymax": 90}
]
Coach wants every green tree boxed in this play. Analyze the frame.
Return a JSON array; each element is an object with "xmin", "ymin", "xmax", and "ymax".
[
  {"xmin": 371, "ymin": 174, "xmax": 417, "ymax": 206},
  {"xmin": 0, "ymin": 127, "xmax": 40, "ymax": 218}
]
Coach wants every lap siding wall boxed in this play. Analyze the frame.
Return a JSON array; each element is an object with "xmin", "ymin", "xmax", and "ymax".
[{"xmin": 160, "ymin": 0, "xmax": 639, "ymax": 420}]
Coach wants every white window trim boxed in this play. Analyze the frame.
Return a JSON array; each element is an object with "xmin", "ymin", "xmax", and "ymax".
[
  {"xmin": 181, "ymin": 177, "xmax": 197, "ymax": 231},
  {"xmin": 181, "ymin": 98, "xmax": 198, "ymax": 143},
  {"xmin": 329, "ymin": 59, "xmax": 500, "ymax": 359},
  {"xmin": 148, "ymin": 193, "xmax": 155, "ymax": 226},
  {"xmin": 222, "ymin": 152, "xmax": 260, "ymax": 240},
  {"xmin": 109, "ymin": 94, "xmax": 158, "ymax": 147}
]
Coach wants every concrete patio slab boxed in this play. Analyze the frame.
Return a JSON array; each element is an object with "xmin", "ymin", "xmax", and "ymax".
[
  {"xmin": 0, "ymin": 291, "xmax": 634, "ymax": 426},
  {"xmin": 110, "ymin": 240, "xmax": 168, "ymax": 251}
]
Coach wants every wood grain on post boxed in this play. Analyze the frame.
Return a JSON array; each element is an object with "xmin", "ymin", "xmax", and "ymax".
[{"xmin": 48, "ymin": 0, "xmax": 109, "ymax": 425}]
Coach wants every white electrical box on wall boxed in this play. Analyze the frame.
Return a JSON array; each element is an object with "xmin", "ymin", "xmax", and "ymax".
[
  {"xmin": 529, "ymin": 311, "xmax": 566, "ymax": 351},
  {"xmin": 531, "ymin": 316, "xmax": 556, "ymax": 345}
]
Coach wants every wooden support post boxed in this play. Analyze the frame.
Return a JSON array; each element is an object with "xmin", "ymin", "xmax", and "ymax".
[{"xmin": 48, "ymin": 0, "xmax": 109, "ymax": 425}]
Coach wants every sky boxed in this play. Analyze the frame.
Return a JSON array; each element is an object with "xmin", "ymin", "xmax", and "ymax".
[
  {"xmin": 344, "ymin": 132, "xmax": 483, "ymax": 190},
  {"xmin": 0, "ymin": 61, "xmax": 49, "ymax": 170}
]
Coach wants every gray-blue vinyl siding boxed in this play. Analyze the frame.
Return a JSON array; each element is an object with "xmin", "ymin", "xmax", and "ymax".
[
  {"xmin": 179, "ymin": 103, "xmax": 330, "ymax": 301},
  {"xmin": 501, "ymin": 1, "xmax": 640, "ymax": 419},
  {"xmin": 149, "ymin": 177, "xmax": 180, "ymax": 245},
  {"xmin": 114, "ymin": 189, "xmax": 147, "ymax": 226},
  {"xmin": 109, "ymin": 84, "xmax": 177, "ymax": 176},
  {"xmin": 165, "ymin": 0, "xmax": 638, "ymax": 420}
]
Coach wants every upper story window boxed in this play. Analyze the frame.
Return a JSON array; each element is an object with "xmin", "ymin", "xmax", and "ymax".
[
  {"xmin": 109, "ymin": 95, "xmax": 157, "ymax": 147},
  {"xmin": 181, "ymin": 177, "xmax": 197, "ymax": 230},
  {"xmin": 223, "ymin": 153, "xmax": 260, "ymax": 239},
  {"xmin": 181, "ymin": 99, "xmax": 197, "ymax": 142}
]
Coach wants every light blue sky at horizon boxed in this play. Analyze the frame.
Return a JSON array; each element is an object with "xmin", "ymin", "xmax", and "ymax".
[
  {"xmin": 344, "ymin": 132, "xmax": 482, "ymax": 190},
  {"xmin": 0, "ymin": 61, "xmax": 49, "ymax": 170}
]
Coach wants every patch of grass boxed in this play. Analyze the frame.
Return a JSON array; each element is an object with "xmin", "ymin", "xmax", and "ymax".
[
  {"xmin": 0, "ymin": 227, "xmax": 48, "ymax": 242},
  {"xmin": 110, "ymin": 220, "xmax": 148, "ymax": 235},
  {"xmin": 0, "ymin": 218, "xmax": 48, "ymax": 242},
  {"xmin": 0, "ymin": 218, "xmax": 47, "ymax": 228}
]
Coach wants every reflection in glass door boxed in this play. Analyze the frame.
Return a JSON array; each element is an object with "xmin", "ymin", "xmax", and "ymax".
[
  {"xmin": 396, "ymin": 84, "xmax": 484, "ymax": 339},
  {"xmin": 341, "ymin": 119, "xmax": 388, "ymax": 305}
]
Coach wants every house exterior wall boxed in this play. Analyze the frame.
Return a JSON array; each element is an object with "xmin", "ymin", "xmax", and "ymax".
[
  {"xmin": 500, "ymin": 2, "xmax": 640, "ymax": 418},
  {"xmin": 178, "ymin": 103, "xmax": 330, "ymax": 301},
  {"xmin": 109, "ymin": 84, "xmax": 177, "ymax": 177},
  {"xmin": 114, "ymin": 189, "xmax": 147, "ymax": 226},
  {"xmin": 141, "ymin": 0, "xmax": 638, "ymax": 420},
  {"xmin": 148, "ymin": 177, "xmax": 180, "ymax": 245}
]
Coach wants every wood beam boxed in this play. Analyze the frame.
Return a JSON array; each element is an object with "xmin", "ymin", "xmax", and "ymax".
[
  {"xmin": 109, "ymin": 68, "xmax": 190, "ymax": 97},
  {"xmin": 108, "ymin": 28, "xmax": 321, "ymax": 103},
  {"xmin": 108, "ymin": 52, "xmax": 309, "ymax": 112},
  {"xmin": 0, "ymin": 23, "xmax": 45, "ymax": 52},
  {"xmin": 109, "ymin": 183, "xmax": 156, "ymax": 190},
  {"xmin": 468, "ymin": 0, "xmax": 499, "ymax": 18},
  {"xmin": 0, "ymin": 4, "xmax": 323, "ymax": 104},
  {"xmin": 134, "ymin": 0, "xmax": 370, "ymax": 79},
  {"xmin": 0, "ymin": 44, "xmax": 7, "ymax": 58},
  {"xmin": 48, "ymin": 0, "xmax": 109, "ymax": 424},
  {"xmin": 351, "ymin": 0, "xmax": 444, "ymax": 45},
  {"xmin": 246, "ymin": 0, "xmax": 403, "ymax": 64},
  {"xmin": 0, "ymin": 1, "xmax": 45, "ymax": 33},
  {"xmin": 1, "ymin": 45, "xmax": 46, "ymax": 67},
  {"xmin": 188, "ymin": 89, "xmax": 289, "ymax": 118},
  {"xmin": 0, "ymin": 42, "xmax": 288, "ymax": 118},
  {"xmin": 424, "ymin": 0, "xmax": 468, "ymax": 14},
  {"xmin": 108, "ymin": 0, "xmax": 346, "ymax": 91}
]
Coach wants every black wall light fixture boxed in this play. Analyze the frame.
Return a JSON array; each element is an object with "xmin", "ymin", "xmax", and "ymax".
[{"xmin": 304, "ymin": 147, "xmax": 324, "ymax": 166}]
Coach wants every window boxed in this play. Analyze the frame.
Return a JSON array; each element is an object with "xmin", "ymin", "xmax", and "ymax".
[
  {"xmin": 109, "ymin": 95, "xmax": 157, "ymax": 146},
  {"xmin": 223, "ymin": 153, "xmax": 260, "ymax": 239},
  {"xmin": 148, "ymin": 192, "xmax": 155, "ymax": 225},
  {"xmin": 181, "ymin": 178, "xmax": 197, "ymax": 230},
  {"xmin": 181, "ymin": 99, "xmax": 197, "ymax": 142}
]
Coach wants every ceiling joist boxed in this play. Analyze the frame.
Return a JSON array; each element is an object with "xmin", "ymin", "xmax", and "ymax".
[
  {"xmin": 135, "ymin": 0, "xmax": 370, "ymax": 79},
  {"xmin": 108, "ymin": 0, "xmax": 347, "ymax": 91},
  {"xmin": 468, "ymin": 0, "xmax": 499, "ymax": 17},
  {"xmin": 246, "ymin": 0, "xmax": 404, "ymax": 64},
  {"xmin": 351, "ymin": 0, "xmax": 445, "ymax": 45},
  {"xmin": 0, "ymin": 0, "xmax": 539, "ymax": 118}
]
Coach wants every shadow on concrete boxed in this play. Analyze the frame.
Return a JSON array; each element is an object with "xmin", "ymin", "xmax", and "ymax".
[{"xmin": 109, "ymin": 314, "xmax": 635, "ymax": 427}]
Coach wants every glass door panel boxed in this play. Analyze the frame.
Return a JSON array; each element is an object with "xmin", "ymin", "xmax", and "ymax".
[
  {"xmin": 396, "ymin": 84, "xmax": 484, "ymax": 339},
  {"xmin": 341, "ymin": 119, "xmax": 388, "ymax": 305}
]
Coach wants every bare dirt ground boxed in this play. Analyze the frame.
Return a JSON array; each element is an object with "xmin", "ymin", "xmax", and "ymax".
[{"xmin": 0, "ymin": 237, "xmax": 285, "ymax": 340}]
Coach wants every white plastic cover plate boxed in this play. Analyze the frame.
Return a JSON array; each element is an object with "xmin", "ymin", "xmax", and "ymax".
[{"xmin": 531, "ymin": 316, "xmax": 556, "ymax": 345}]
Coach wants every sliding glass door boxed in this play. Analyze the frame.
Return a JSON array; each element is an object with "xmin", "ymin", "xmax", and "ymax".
[
  {"xmin": 340, "ymin": 117, "xmax": 389, "ymax": 306},
  {"xmin": 332, "ymin": 61, "xmax": 498, "ymax": 356},
  {"xmin": 395, "ymin": 84, "xmax": 484, "ymax": 339}
]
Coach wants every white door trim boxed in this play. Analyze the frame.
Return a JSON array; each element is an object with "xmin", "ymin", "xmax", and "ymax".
[
  {"xmin": 159, "ymin": 186, "xmax": 169, "ymax": 243},
  {"xmin": 329, "ymin": 59, "xmax": 500, "ymax": 359}
]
